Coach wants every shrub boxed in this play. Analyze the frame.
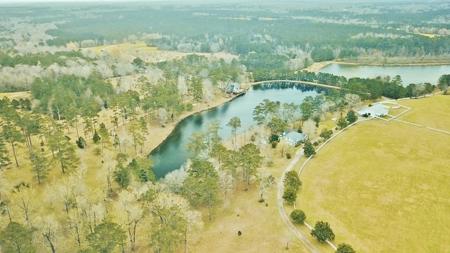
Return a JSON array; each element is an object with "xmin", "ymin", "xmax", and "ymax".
[
  {"xmin": 304, "ymin": 141, "xmax": 316, "ymax": 157},
  {"xmin": 290, "ymin": 209, "xmax": 306, "ymax": 225},
  {"xmin": 92, "ymin": 131, "xmax": 101, "ymax": 144},
  {"xmin": 346, "ymin": 110, "xmax": 358, "ymax": 124},
  {"xmin": 286, "ymin": 153, "xmax": 292, "ymax": 159},
  {"xmin": 269, "ymin": 134, "xmax": 280, "ymax": 143},
  {"xmin": 320, "ymin": 129, "xmax": 333, "ymax": 140},
  {"xmin": 185, "ymin": 103, "xmax": 193, "ymax": 111},
  {"xmin": 311, "ymin": 221, "xmax": 335, "ymax": 243},
  {"xmin": 114, "ymin": 167, "xmax": 130, "ymax": 189},
  {"xmin": 76, "ymin": 137, "xmax": 86, "ymax": 149},
  {"xmin": 285, "ymin": 171, "xmax": 301, "ymax": 191},
  {"xmin": 337, "ymin": 117, "xmax": 348, "ymax": 129},
  {"xmin": 336, "ymin": 243, "xmax": 356, "ymax": 253},
  {"xmin": 282, "ymin": 187, "xmax": 297, "ymax": 205},
  {"xmin": 271, "ymin": 142, "xmax": 278, "ymax": 148}
]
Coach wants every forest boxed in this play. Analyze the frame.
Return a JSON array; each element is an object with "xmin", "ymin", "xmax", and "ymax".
[{"xmin": 0, "ymin": 1, "xmax": 449, "ymax": 252}]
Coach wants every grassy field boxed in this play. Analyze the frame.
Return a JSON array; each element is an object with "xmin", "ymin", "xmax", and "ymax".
[
  {"xmin": 83, "ymin": 42, "xmax": 238, "ymax": 64},
  {"xmin": 0, "ymin": 91, "xmax": 31, "ymax": 100},
  {"xmin": 296, "ymin": 95, "xmax": 450, "ymax": 252},
  {"xmin": 190, "ymin": 185, "xmax": 309, "ymax": 253},
  {"xmin": 398, "ymin": 95, "xmax": 450, "ymax": 130},
  {"xmin": 190, "ymin": 128, "xmax": 309, "ymax": 253},
  {"xmin": 85, "ymin": 41, "xmax": 158, "ymax": 55}
]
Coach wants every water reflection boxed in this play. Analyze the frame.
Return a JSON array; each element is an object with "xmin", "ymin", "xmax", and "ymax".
[
  {"xmin": 320, "ymin": 63, "xmax": 450, "ymax": 85},
  {"xmin": 150, "ymin": 83, "xmax": 320, "ymax": 178}
]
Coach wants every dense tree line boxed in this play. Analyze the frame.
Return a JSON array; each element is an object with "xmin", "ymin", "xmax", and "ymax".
[
  {"xmin": 252, "ymin": 69, "xmax": 437, "ymax": 100},
  {"xmin": 31, "ymin": 74, "xmax": 114, "ymax": 120},
  {"xmin": 0, "ymin": 50, "xmax": 89, "ymax": 68}
]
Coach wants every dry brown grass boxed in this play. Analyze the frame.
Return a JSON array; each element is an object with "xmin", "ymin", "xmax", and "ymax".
[
  {"xmin": 398, "ymin": 95, "xmax": 450, "ymax": 130},
  {"xmin": 296, "ymin": 95, "xmax": 450, "ymax": 252},
  {"xmin": 191, "ymin": 144, "xmax": 309, "ymax": 253}
]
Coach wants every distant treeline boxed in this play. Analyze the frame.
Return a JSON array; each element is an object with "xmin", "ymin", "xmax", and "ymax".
[{"xmin": 0, "ymin": 51, "xmax": 88, "ymax": 68}]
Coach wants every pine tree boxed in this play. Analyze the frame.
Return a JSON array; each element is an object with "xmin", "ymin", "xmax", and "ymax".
[
  {"xmin": 30, "ymin": 151, "xmax": 49, "ymax": 184},
  {"xmin": 0, "ymin": 136, "xmax": 10, "ymax": 168},
  {"xmin": 92, "ymin": 131, "xmax": 101, "ymax": 144},
  {"xmin": 2, "ymin": 123, "xmax": 24, "ymax": 167},
  {"xmin": 48, "ymin": 123, "xmax": 79, "ymax": 174},
  {"xmin": 0, "ymin": 222, "xmax": 35, "ymax": 253},
  {"xmin": 56, "ymin": 141, "xmax": 79, "ymax": 174}
]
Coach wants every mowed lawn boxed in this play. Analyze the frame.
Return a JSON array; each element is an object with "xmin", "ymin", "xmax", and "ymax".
[
  {"xmin": 398, "ymin": 95, "xmax": 450, "ymax": 130},
  {"xmin": 297, "ymin": 95, "xmax": 450, "ymax": 253}
]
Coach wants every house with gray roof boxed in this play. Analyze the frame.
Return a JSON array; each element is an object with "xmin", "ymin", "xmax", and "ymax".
[
  {"xmin": 357, "ymin": 103, "xmax": 389, "ymax": 118},
  {"xmin": 225, "ymin": 82, "xmax": 241, "ymax": 94},
  {"xmin": 283, "ymin": 131, "xmax": 306, "ymax": 146}
]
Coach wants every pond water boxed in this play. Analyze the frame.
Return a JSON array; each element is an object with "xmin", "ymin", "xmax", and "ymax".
[
  {"xmin": 319, "ymin": 63, "xmax": 450, "ymax": 85},
  {"xmin": 150, "ymin": 64, "xmax": 450, "ymax": 178},
  {"xmin": 150, "ymin": 83, "xmax": 323, "ymax": 178}
]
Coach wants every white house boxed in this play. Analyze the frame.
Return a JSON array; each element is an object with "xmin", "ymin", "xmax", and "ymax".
[{"xmin": 357, "ymin": 104, "xmax": 389, "ymax": 118}]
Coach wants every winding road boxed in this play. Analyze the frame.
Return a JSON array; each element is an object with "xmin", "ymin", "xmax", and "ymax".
[
  {"xmin": 276, "ymin": 120, "xmax": 365, "ymax": 253},
  {"xmin": 276, "ymin": 149, "xmax": 321, "ymax": 253}
]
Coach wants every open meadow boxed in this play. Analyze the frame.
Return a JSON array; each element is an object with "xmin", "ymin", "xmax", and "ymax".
[{"xmin": 296, "ymin": 95, "xmax": 450, "ymax": 252}]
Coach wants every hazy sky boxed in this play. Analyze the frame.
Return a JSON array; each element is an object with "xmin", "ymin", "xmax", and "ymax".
[
  {"xmin": 0, "ymin": 0, "xmax": 418, "ymax": 2},
  {"xmin": 0, "ymin": 0, "xmax": 436, "ymax": 3},
  {"xmin": 0, "ymin": 0, "xmax": 165, "ymax": 3},
  {"xmin": 1, "ymin": 0, "xmax": 123, "ymax": 1}
]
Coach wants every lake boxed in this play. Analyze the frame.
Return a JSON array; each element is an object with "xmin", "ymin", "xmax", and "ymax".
[
  {"xmin": 319, "ymin": 63, "xmax": 450, "ymax": 85},
  {"xmin": 150, "ymin": 83, "xmax": 323, "ymax": 178},
  {"xmin": 151, "ymin": 64, "xmax": 450, "ymax": 178}
]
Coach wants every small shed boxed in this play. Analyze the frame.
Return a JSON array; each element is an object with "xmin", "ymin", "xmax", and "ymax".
[
  {"xmin": 226, "ymin": 82, "xmax": 241, "ymax": 94},
  {"xmin": 357, "ymin": 104, "xmax": 389, "ymax": 118},
  {"xmin": 284, "ymin": 131, "xmax": 306, "ymax": 146}
]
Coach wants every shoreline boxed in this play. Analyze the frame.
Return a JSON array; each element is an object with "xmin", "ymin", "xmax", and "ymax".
[
  {"xmin": 304, "ymin": 60, "xmax": 450, "ymax": 72},
  {"xmin": 147, "ymin": 91, "xmax": 246, "ymax": 157},
  {"xmin": 333, "ymin": 60, "xmax": 450, "ymax": 67}
]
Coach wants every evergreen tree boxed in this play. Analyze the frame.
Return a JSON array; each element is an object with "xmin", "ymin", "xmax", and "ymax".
[
  {"xmin": 304, "ymin": 141, "xmax": 316, "ymax": 158},
  {"xmin": 311, "ymin": 221, "xmax": 335, "ymax": 243},
  {"xmin": 0, "ymin": 136, "xmax": 10, "ymax": 168},
  {"xmin": 227, "ymin": 116, "xmax": 241, "ymax": 149},
  {"xmin": 346, "ymin": 110, "xmax": 358, "ymax": 124},
  {"xmin": 336, "ymin": 243, "xmax": 356, "ymax": 253},
  {"xmin": 48, "ymin": 124, "xmax": 79, "ymax": 174},
  {"xmin": 2, "ymin": 122, "xmax": 25, "ymax": 167},
  {"xmin": 87, "ymin": 222, "xmax": 126, "ymax": 253},
  {"xmin": 290, "ymin": 209, "xmax": 306, "ymax": 225},
  {"xmin": 283, "ymin": 187, "xmax": 297, "ymax": 205},
  {"xmin": 98, "ymin": 123, "xmax": 110, "ymax": 153},
  {"xmin": 30, "ymin": 151, "xmax": 49, "ymax": 184},
  {"xmin": 0, "ymin": 222, "xmax": 35, "ymax": 253},
  {"xmin": 150, "ymin": 205, "xmax": 187, "ymax": 253},
  {"xmin": 337, "ymin": 117, "xmax": 348, "ymax": 129},
  {"xmin": 127, "ymin": 158, "xmax": 156, "ymax": 183},
  {"xmin": 114, "ymin": 166, "xmax": 130, "ymax": 189},
  {"xmin": 238, "ymin": 143, "xmax": 263, "ymax": 187},
  {"xmin": 182, "ymin": 159, "xmax": 220, "ymax": 220},
  {"xmin": 128, "ymin": 120, "xmax": 144, "ymax": 154},
  {"xmin": 92, "ymin": 131, "xmax": 101, "ymax": 144}
]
